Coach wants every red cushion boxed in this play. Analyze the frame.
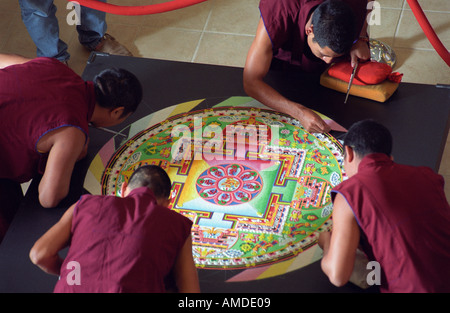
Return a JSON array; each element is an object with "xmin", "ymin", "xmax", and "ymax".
[{"xmin": 328, "ymin": 61, "xmax": 402, "ymax": 85}]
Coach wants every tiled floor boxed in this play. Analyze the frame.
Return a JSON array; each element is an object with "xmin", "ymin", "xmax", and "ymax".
[{"xmin": 1, "ymin": 0, "xmax": 449, "ymax": 199}]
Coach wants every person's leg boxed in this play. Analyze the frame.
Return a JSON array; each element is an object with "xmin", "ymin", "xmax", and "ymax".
[
  {"xmin": 76, "ymin": 0, "xmax": 107, "ymax": 50},
  {"xmin": 18, "ymin": 0, "xmax": 69, "ymax": 61},
  {"xmin": 0, "ymin": 179, "xmax": 23, "ymax": 244},
  {"xmin": 77, "ymin": 0, "xmax": 132, "ymax": 56}
]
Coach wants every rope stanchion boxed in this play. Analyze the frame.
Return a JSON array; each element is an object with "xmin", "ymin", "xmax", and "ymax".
[
  {"xmin": 406, "ymin": 0, "xmax": 450, "ymax": 67},
  {"xmin": 68, "ymin": 0, "xmax": 207, "ymax": 16}
]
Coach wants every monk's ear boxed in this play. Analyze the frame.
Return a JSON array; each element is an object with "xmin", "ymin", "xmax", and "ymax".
[
  {"xmin": 305, "ymin": 24, "xmax": 314, "ymax": 36},
  {"xmin": 110, "ymin": 106, "xmax": 125, "ymax": 119},
  {"xmin": 344, "ymin": 145, "xmax": 354, "ymax": 163}
]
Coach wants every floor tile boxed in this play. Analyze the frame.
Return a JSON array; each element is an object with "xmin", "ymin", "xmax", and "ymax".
[
  {"xmin": 0, "ymin": 0, "xmax": 20, "ymax": 12},
  {"xmin": 380, "ymin": 0, "xmax": 405, "ymax": 9},
  {"xmin": 138, "ymin": 0, "xmax": 212, "ymax": 30},
  {"xmin": 134, "ymin": 27, "xmax": 202, "ymax": 62},
  {"xmin": 206, "ymin": 0, "xmax": 260, "ymax": 35},
  {"xmin": 394, "ymin": 10, "xmax": 450, "ymax": 50},
  {"xmin": 368, "ymin": 8, "xmax": 402, "ymax": 47},
  {"xmin": 193, "ymin": 32, "xmax": 254, "ymax": 67},
  {"xmin": 414, "ymin": 0, "xmax": 450, "ymax": 12},
  {"xmin": 0, "ymin": 14, "xmax": 36, "ymax": 58},
  {"xmin": 394, "ymin": 47, "xmax": 450, "ymax": 84},
  {"xmin": 101, "ymin": 0, "xmax": 146, "ymax": 26},
  {"xmin": 0, "ymin": 12, "xmax": 17, "ymax": 51}
]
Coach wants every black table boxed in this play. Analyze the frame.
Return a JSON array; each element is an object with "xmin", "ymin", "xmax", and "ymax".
[{"xmin": 0, "ymin": 53, "xmax": 448, "ymax": 293}]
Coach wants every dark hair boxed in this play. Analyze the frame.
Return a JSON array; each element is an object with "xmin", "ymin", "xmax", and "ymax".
[
  {"xmin": 311, "ymin": 0, "xmax": 355, "ymax": 54},
  {"xmin": 93, "ymin": 68, "xmax": 143, "ymax": 118},
  {"xmin": 344, "ymin": 119, "xmax": 393, "ymax": 158},
  {"xmin": 127, "ymin": 165, "xmax": 172, "ymax": 199}
]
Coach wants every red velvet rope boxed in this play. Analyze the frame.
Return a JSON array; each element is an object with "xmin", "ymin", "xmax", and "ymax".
[
  {"xmin": 406, "ymin": 0, "xmax": 450, "ymax": 66},
  {"xmin": 68, "ymin": 0, "xmax": 208, "ymax": 16}
]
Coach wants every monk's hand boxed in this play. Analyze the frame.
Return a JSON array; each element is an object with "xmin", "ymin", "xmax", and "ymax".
[
  {"xmin": 350, "ymin": 39, "xmax": 370, "ymax": 68},
  {"xmin": 298, "ymin": 106, "xmax": 331, "ymax": 133}
]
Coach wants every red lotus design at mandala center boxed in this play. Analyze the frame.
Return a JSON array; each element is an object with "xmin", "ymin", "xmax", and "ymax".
[{"xmin": 196, "ymin": 164, "xmax": 263, "ymax": 206}]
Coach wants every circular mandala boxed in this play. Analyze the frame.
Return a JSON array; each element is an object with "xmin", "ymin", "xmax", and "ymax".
[
  {"xmin": 93, "ymin": 98, "xmax": 345, "ymax": 270},
  {"xmin": 196, "ymin": 164, "xmax": 262, "ymax": 205}
]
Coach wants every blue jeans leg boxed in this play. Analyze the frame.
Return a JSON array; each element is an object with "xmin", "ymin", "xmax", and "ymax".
[
  {"xmin": 77, "ymin": 0, "xmax": 107, "ymax": 50},
  {"xmin": 19, "ymin": 0, "xmax": 69, "ymax": 61}
]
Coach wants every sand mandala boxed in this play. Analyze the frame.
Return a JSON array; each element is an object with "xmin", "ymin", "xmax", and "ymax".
[{"xmin": 84, "ymin": 97, "xmax": 345, "ymax": 276}]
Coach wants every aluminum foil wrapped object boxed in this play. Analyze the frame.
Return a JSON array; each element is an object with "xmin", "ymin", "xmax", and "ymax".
[{"xmin": 369, "ymin": 39, "xmax": 397, "ymax": 68}]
